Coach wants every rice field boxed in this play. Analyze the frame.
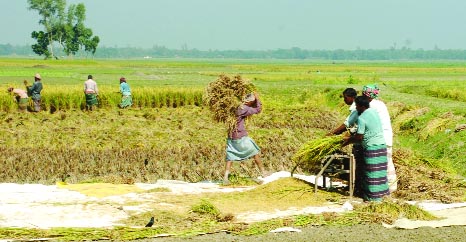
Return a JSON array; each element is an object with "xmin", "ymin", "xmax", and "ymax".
[{"xmin": 0, "ymin": 58, "xmax": 465, "ymax": 184}]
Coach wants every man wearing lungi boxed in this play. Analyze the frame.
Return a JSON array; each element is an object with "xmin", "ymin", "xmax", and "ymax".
[{"xmin": 343, "ymin": 95, "xmax": 390, "ymax": 201}]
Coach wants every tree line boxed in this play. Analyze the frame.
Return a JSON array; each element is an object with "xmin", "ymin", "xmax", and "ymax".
[
  {"xmin": 3, "ymin": 44, "xmax": 466, "ymax": 60},
  {"xmin": 15, "ymin": 0, "xmax": 466, "ymax": 61}
]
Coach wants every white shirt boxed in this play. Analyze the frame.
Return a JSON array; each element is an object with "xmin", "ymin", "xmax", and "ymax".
[
  {"xmin": 84, "ymin": 79, "xmax": 98, "ymax": 94},
  {"xmin": 369, "ymin": 99, "xmax": 393, "ymax": 146}
]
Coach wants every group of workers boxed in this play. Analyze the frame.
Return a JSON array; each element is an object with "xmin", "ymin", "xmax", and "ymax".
[
  {"xmin": 228, "ymin": 85, "xmax": 396, "ymax": 202},
  {"xmin": 8, "ymin": 72, "xmax": 394, "ymax": 201},
  {"xmin": 330, "ymin": 85, "xmax": 396, "ymax": 201},
  {"xmin": 7, "ymin": 73, "xmax": 43, "ymax": 112},
  {"xmin": 7, "ymin": 73, "xmax": 133, "ymax": 111}
]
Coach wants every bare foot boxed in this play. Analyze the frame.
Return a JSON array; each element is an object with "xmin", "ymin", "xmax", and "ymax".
[
  {"xmin": 251, "ymin": 178, "xmax": 264, "ymax": 185},
  {"xmin": 262, "ymin": 170, "xmax": 273, "ymax": 178}
]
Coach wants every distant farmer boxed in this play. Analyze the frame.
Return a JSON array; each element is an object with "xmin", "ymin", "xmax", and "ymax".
[
  {"xmin": 342, "ymin": 95, "xmax": 390, "ymax": 202},
  {"xmin": 84, "ymin": 75, "xmax": 98, "ymax": 111},
  {"xmin": 118, "ymin": 77, "xmax": 132, "ymax": 108},
  {"xmin": 25, "ymin": 73, "xmax": 43, "ymax": 112},
  {"xmin": 223, "ymin": 92, "xmax": 267, "ymax": 185},
  {"xmin": 7, "ymin": 87, "xmax": 29, "ymax": 111},
  {"xmin": 362, "ymin": 84, "xmax": 397, "ymax": 193}
]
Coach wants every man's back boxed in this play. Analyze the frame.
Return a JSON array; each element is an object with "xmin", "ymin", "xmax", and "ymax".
[{"xmin": 357, "ymin": 108, "xmax": 385, "ymax": 148}]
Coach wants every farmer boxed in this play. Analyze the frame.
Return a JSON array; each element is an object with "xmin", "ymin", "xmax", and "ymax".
[
  {"xmin": 223, "ymin": 92, "xmax": 267, "ymax": 185},
  {"xmin": 329, "ymin": 88, "xmax": 358, "ymax": 135},
  {"xmin": 118, "ymin": 77, "xmax": 132, "ymax": 108},
  {"xmin": 336, "ymin": 85, "xmax": 397, "ymax": 193},
  {"xmin": 328, "ymin": 88, "xmax": 365, "ymax": 196},
  {"xmin": 342, "ymin": 95, "xmax": 390, "ymax": 202},
  {"xmin": 362, "ymin": 84, "xmax": 397, "ymax": 193},
  {"xmin": 84, "ymin": 75, "xmax": 98, "ymax": 111},
  {"xmin": 25, "ymin": 73, "xmax": 43, "ymax": 112},
  {"xmin": 7, "ymin": 87, "xmax": 29, "ymax": 111}
]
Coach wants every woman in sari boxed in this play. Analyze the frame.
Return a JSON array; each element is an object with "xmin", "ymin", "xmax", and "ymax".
[{"xmin": 118, "ymin": 77, "xmax": 132, "ymax": 108}]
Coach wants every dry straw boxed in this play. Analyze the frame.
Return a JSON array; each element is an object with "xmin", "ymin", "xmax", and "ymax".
[
  {"xmin": 203, "ymin": 74, "xmax": 256, "ymax": 132},
  {"xmin": 418, "ymin": 112, "xmax": 454, "ymax": 141},
  {"xmin": 291, "ymin": 135, "xmax": 344, "ymax": 175}
]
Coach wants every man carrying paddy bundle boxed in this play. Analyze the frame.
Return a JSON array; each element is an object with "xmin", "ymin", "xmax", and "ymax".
[
  {"xmin": 223, "ymin": 92, "xmax": 267, "ymax": 185},
  {"xmin": 84, "ymin": 75, "xmax": 99, "ymax": 111},
  {"xmin": 7, "ymin": 87, "xmax": 29, "ymax": 111},
  {"xmin": 342, "ymin": 95, "xmax": 390, "ymax": 202}
]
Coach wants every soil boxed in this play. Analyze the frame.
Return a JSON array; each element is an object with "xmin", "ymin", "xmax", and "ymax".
[{"xmin": 132, "ymin": 224, "xmax": 466, "ymax": 242}]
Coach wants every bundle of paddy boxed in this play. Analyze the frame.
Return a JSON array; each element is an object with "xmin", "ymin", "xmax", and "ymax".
[
  {"xmin": 354, "ymin": 198, "xmax": 437, "ymax": 224},
  {"xmin": 291, "ymin": 135, "xmax": 344, "ymax": 175},
  {"xmin": 418, "ymin": 112, "xmax": 454, "ymax": 141},
  {"xmin": 203, "ymin": 74, "xmax": 256, "ymax": 132}
]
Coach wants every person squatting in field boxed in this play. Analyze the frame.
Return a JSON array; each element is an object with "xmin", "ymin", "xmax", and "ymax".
[
  {"xmin": 223, "ymin": 92, "xmax": 267, "ymax": 185},
  {"xmin": 7, "ymin": 87, "xmax": 29, "ymax": 111},
  {"xmin": 25, "ymin": 73, "xmax": 43, "ymax": 112},
  {"xmin": 118, "ymin": 77, "xmax": 132, "ymax": 108},
  {"xmin": 84, "ymin": 75, "xmax": 99, "ymax": 111},
  {"xmin": 342, "ymin": 95, "xmax": 390, "ymax": 202}
]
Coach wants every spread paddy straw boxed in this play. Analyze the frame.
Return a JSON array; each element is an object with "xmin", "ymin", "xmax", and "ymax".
[
  {"xmin": 203, "ymin": 74, "xmax": 256, "ymax": 132},
  {"xmin": 291, "ymin": 135, "xmax": 344, "ymax": 175}
]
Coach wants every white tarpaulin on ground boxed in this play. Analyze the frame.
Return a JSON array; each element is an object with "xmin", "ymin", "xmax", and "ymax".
[{"xmin": 0, "ymin": 172, "xmax": 465, "ymax": 229}]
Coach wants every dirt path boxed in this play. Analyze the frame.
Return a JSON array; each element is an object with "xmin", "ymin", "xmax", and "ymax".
[{"xmin": 134, "ymin": 224, "xmax": 466, "ymax": 242}]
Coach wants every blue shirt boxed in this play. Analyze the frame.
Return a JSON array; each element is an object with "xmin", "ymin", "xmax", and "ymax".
[
  {"xmin": 356, "ymin": 108, "xmax": 386, "ymax": 148},
  {"xmin": 120, "ymin": 82, "xmax": 131, "ymax": 96}
]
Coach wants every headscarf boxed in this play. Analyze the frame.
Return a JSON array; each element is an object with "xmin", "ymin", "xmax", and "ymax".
[
  {"xmin": 242, "ymin": 93, "xmax": 255, "ymax": 103},
  {"xmin": 362, "ymin": 84, "xmax": 379, "ymax": 99}
]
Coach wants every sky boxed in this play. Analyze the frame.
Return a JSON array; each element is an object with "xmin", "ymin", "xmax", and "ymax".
[{"xmin": 1, "ymin": 0, "xmax": 466, "ymax": 51}]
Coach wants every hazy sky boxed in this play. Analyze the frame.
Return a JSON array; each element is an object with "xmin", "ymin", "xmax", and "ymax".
[{"xmin": 1, "ymin": 0, "xmax": 465, "ymax": 50}]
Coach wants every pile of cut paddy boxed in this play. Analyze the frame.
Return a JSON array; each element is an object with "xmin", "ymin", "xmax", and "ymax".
[{"xmin": 203, "ymin": 74, "xmax": 255, "ymax": 132}]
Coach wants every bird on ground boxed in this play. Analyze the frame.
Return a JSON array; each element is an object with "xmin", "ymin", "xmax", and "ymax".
[
  {"xmin": 145, "ymin": 217, "xmax": 154, "ymax": 227},
  {"xmin": 144, "ymin": 158, "xmax": 149, "ymax": 166}
]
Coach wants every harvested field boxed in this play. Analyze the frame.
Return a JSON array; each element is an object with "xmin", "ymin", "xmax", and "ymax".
[{"xmin": 1, "ymin": 58, "xmax": 466, "ymax": 241}]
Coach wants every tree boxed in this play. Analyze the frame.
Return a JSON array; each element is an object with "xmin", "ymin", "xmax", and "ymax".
[
  {"xmin": 28, "ymin": 0, "xmax": 99, "ymax": 59},
  {"xmin": 31, "ymin": 30, "xmax": 51, "ymax": 58}
]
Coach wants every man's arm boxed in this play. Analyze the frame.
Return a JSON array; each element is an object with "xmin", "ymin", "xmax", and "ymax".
[
  {"xmin": 342, "ymin": 133, "xmax": 363, "ymax": 146},
  {"xmin": 330, "ymin": 123, "xmax": 347, "ymax": 135},
  {"xmin": 237, "ymin": 98, "xmax": 262, "ymax": 117}
]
